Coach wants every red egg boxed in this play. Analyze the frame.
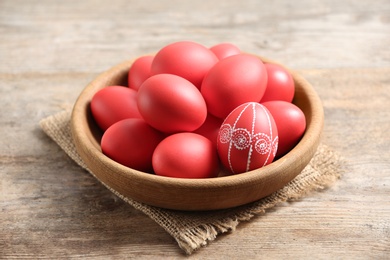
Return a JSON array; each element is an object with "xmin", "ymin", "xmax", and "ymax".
[
  {"xmin": 90, "ymin": 86, "xmax": 142, "ymax": 131},
  {"xmin": 262, "ymin": 101, "xmax": 306, "ymax": 158},
  {"xmin": 193, "ymin": 113, "xmax": 223, "ymax": 147},
  {"xmin": 153, "ymin": 133, "xmax": 220, "ymax": 178},
  {"xmin": 151, "ymin": 41, "xmax": 218, "ymax": 89},
  {"xmin": 128, "ymin": 55, "xmax": 153, "ymax": 91},
  {"xmin": 101, "ymin": 118, "xmax": 165, "ymax": 172},
  {"xmin": 210, "ymin": 43, "xmax": 241, "ymax": 60},
  {"xmin": 217, "ymin": 102, "xmax": 278, "ymax": 174},
  {"xmin": 260, "ymin": 63, "xmax": 295, "ymax": 103},
  {"xmin": 201, "ymin": 54, "xmax": 268, "ymax": 119},
  {"xmin": 137, "ymin": 74, "xmax": 207, "ymax": 133}
]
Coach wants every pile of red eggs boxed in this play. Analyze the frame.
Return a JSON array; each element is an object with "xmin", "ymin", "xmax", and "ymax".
[{"xmin": 90, "ymin": 41, "xmax": 306, "ymax": 179}]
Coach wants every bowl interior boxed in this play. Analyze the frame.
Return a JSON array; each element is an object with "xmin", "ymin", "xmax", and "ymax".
[{"xmin": 70, "ymin": 57, "xmax": 324, "ymax": 211}]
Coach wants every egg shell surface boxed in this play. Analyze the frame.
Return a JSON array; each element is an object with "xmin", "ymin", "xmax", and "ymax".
[
  {"xmin": 210, "ymin": 43, "xmax": 241, "ymax": 60},
  {"xmin": 137, "ymin": 73, "xmax": 207, "ymax": 133},
  {"xmin": 260, "ymin": 63, "xmax": 295, "ymax": 103},
  {"xmin": 128, "ymin": 55, "xmax": 154, "ymax": 91},
  {"xmin": 101, "ymin": 118, "xmax": 165, "ymax": 172},
  {"xmin": 193, "ymin": 113, "xmax": 223, "ymax": 148},
  {"xmin": 262, "ymin": 100, "xmax": 306, "ymax": 158},
  {"xmin": 217, "ymin": 102, "xmax": 278, "ymax": 174},
  {"xmin": 151, "ymin": 41, "xmax": 218, "ymax": 89},
  {"xmin": 152, "ymin": 133, "xmax": 220, "ymax": 178},
  {"xmin": 201, "ymin": 54, "xmax": 268, "ymax": 119},
  {"xmin": 90, "ymin": 86, "xmax": 142, "ymax": 131}
]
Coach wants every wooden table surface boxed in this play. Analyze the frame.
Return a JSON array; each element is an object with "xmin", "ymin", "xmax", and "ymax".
[{"xmin": 1, "ymin": 0, "xmax": 389, "ymax": 258}]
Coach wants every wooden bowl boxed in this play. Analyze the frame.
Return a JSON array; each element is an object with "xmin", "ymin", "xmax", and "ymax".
[{"xmin": 70, "ymin": 56, "xmax": 324, "ymax": 211}]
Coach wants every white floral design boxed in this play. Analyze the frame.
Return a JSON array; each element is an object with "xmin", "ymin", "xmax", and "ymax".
[{"xmin": 218, "ymin": 102, "xmax": 278, "ymax": 173}]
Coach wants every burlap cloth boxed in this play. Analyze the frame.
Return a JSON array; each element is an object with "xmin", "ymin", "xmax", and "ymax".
[{"xmin": 39, "ymin": 109, "xmax": 342, "ymax": 255}]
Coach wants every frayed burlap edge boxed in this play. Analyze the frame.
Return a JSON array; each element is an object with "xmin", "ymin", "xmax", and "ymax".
[
  {"xmin": 171, "ymin": 144, "xmax": 341, "ymax": 254},
  {"xmin": 39, "ymin": 110, "xmax": 342, "ymax": 255}
]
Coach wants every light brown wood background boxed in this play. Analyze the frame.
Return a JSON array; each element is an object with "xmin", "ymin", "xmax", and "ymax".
[{"xmin": 1, "ymin": 0, "xmax": 389, "ymax": 258}]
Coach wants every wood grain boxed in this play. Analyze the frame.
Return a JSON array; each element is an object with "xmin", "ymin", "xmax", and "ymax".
[{"xmin": 1, "ymin": 0, "xmax": 389, "ymax": 258}]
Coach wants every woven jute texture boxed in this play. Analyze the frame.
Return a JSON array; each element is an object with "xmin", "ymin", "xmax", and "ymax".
[{"xmin": 40, "ymin": 110, "xmax": 342, "ymax": 255}]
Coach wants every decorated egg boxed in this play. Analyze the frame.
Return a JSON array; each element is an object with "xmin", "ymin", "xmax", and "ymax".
[
  {"xmin": 260, "ymin": 63, "xmax": 295, "ymax": 103},
  {"xmin": 217, "ymin": 102, "xmax": 278, "ymax": 174},
  {"xmin": 262, "ymin": 101, "xmax": 306, "ymax": 158},
  {"xmin": 201, "ymin": 54, "xmax": 268, "ymax": 119},
  {"xmin": 101, "ymin": 118, "xmax": 165, "ymax": 172},
  {"xmin": 128, "ymin": 55, "xmax": 153, "ymax": 91},
  {"xmin": 152, "ymin": 133, "xmax": 220, "ymax": 178},
  {"xmin": 151, "ymin": 41, "xmax": 218, "ymax": 89},
  {"xmin": 137, "ymin": 73, "xmax": 207, "ymax": 133},
  {"xmin": 90, "ymin": 86, "xmax": 142, "ymax": 131}
]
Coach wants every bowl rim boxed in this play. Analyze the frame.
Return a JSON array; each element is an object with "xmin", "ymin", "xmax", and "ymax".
[{"xmin": 70, "ymin": 55, "xmax": 324, "ymax": 210}]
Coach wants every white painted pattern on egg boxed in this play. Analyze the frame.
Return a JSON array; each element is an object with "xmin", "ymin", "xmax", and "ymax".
[{"xmin": 218, "ymin": 102, "xmax": 278, "ymax": 174}]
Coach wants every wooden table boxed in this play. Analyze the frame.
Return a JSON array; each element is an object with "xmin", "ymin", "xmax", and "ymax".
[{"xmin": 1, "ymin": 0, "xmax": 389, "ymax": 258}]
